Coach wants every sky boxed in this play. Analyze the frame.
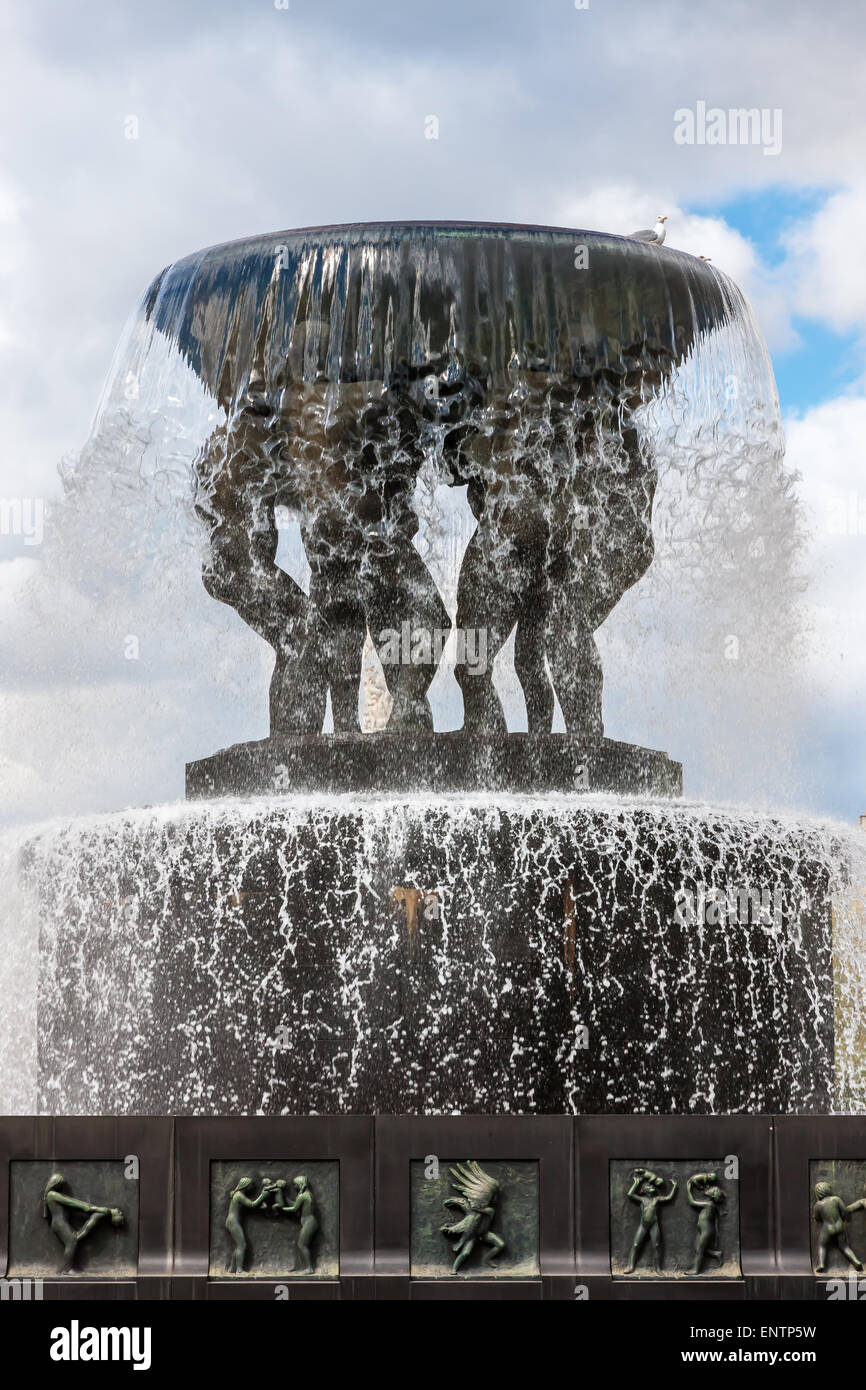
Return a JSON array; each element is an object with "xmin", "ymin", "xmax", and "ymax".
[{"xmin": 0, "ymin": 0, "xmax": 865, "ymax": 824}]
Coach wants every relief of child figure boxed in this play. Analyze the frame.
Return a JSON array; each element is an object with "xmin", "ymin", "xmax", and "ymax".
[
  {"xmin": 686, "ymin": 1171, "xmax": 725, "ymax": 1274},
  {"xmin": 813, "ymin": 1181, "xmax": 864, "ymax": 1274},
  {"xmin": 624, "ymin": 1168, "xmax": 677, "ymax": 1274}
]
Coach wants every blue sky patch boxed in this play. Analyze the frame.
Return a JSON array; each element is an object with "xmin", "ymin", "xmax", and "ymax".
[
  {"xmin": 774, "ymin": 319, "xmax": 862, "ymax": 413},
  {"xmin": 691, "ymin": 186, "xmax": 837, "ymax": 267}
]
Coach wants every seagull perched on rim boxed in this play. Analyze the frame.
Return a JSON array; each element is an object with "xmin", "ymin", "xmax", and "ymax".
[{"xmin": 628, "ymin": 214, "xmax": 668, "ymax": 245}]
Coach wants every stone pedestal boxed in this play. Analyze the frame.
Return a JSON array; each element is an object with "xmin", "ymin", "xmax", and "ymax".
[{"xmin": 186, "ymin": 733, "xmax": 682, "ymax": 799}]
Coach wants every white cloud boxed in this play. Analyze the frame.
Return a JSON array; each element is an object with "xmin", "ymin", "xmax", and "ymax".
[
  {"xmin": 786, "ymin": 396, "xmax": 866, "ymax": 696},
  {"xmin": 785, "ymin": 186, "xmax": 866, "ymax": 332}
]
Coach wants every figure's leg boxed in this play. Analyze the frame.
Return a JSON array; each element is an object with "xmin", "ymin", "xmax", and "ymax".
[
  {"xmin": 227, "ymin": 1218, "xmax": 247, "ymax": 1275},
  {"xmin": 298, "ymin": 1219, "xmax": 317, "ymax": 1274},
  {"xmin": 365, "ymin": 541, "xmax": 449, "ymax": 732},
  {"xmin": 303, "ymin": 522, "xmax": 367, "ymax": 734},
  {"xmin": 454, "ymin": 533, "xmax": 513, "ymax": 733},
  {"xmin": 60, "ymin": 1209, "xmax": 106, "ymax": 1272},
  {"xmin": 305, "ymin": 585, "xmax": 365, "ymax": 733},
  {"xmin": 816, "ymin": 1234, "xmax": 829, "ymax": 1273},
  {"xmin": 840, "ymin": 1241, "xmax": 863, "ymax": 1271},
  {"xmin": 75, "ymin": 1210, "xmax": 107, "ymax": 1245},
  {"xmin": 545, "ymin": 602, "xmax": 603, "ymax": 737},
  {"xmin": 577, "ymin": 418, "xmax": 657, "ymax": 638},
  {"xmin": 482, "ymin": 1232, "xmax": 505, "ymax": 1264},
  {"xmin": 514, "ymin": 604, "xmax": 555, "ymax": 734},
  {"xmin": 625, "ymin": 1224, "xmax": 647, "ymax": 1274},
  {"xmin": 539, "ymin": 499, "xmax": 606, "ymax": 737},
  {"xmin": 324, "ymin": 614, "xmax": 365, "ymax": 731},
  {"xmin": 295, "ymin": 1218, "xmax": 310, "ymax": 1273},
  {"xmin": 452, "ymin": 1238, "xmax": 475, "ymax": 1274},
  {"xmin": 270, "ymin": 629, "xmax": 328, "ymax": 735},
  {"xmin": 649, "ymin": 1220, "xmax": 663, "ymax": 1271}
]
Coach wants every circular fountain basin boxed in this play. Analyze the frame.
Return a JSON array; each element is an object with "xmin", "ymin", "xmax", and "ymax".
[
  {"xmin": 144, "ymin": 220, "xmax": 737, "ymax": 409},
  {"xmin": 26, "ymin": 795, "xmax": 859, "ymax": 1117}
]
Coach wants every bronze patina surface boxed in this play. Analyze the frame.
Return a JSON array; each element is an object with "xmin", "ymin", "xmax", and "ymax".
[
  {"xmin": 610, "ymin": 1159, "xmax": 741, "ymax": 1279},
  {"xmin": 410, "ymin": 1158, "xmax": 539, "ymax": 1278},
  {"xmin": 7, "ymin": 1161, "xmax": 138, "ymax": 1279}
]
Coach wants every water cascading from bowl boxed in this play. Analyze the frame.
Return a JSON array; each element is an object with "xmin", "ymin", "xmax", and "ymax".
[{"xmin": 3, "ymin": 222, "xmax": 859, "ymax": 1118}]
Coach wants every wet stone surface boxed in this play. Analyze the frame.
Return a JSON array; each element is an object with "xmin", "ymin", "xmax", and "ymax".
[
  {"xmin": 30, "ymin": 801, "xmax": 837, "ymax": 1115},
  {"xmin": 187, "ymin": 732, "xmax": 682, "ymax": 799}
]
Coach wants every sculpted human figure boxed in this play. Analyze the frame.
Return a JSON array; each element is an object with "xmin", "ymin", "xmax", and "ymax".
[
  {"xmin": 451, "ymin": 368, "xmax": 657, "ymax": 737},
  {"xmin": 158, "ymin": 225, "xmax": 724, "ymax": 751},
  {"xmin": 813, "ymin": 1182, "xmax": 864, "ymax": 1274},
  {"xmin": 197, "ymin": 303, "xmax": 450, "ymax": 737},
  {"xmin": 278, "ymin": 1175, "xmax": 319, "ymax": 1273},
  {"xmin": 440, "ymin": 1161, "xmax": 506, "ymax": 1274},
  {"xmin": 686, "ymin": 1172, "xmax": 725, "ymax": 1274},
  {"xmin": 42, "ymin": 1172, "xmax": 124, "ymax": 1274},
  {"xmin": 225, "ymin": 1177, "xmax": 271, "ymax": 1274},
  {"xmin": 262, "ymin": 1177, "xmax": 288, "ymax": 1211},
  {"xmin": 624, "ymin": 1167, "xmax": 677, "ymax": 1274}
]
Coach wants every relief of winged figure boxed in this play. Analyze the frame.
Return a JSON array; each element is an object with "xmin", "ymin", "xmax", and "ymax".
[{"xmin": 440, "ymin": 1161, "xmax": 506, "ymax": 1273}]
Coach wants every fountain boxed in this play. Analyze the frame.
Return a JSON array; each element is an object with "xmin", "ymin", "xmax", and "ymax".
[{"xmin": 17, "ymin": 222, "xmax": 864, "ymax": 1121}]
